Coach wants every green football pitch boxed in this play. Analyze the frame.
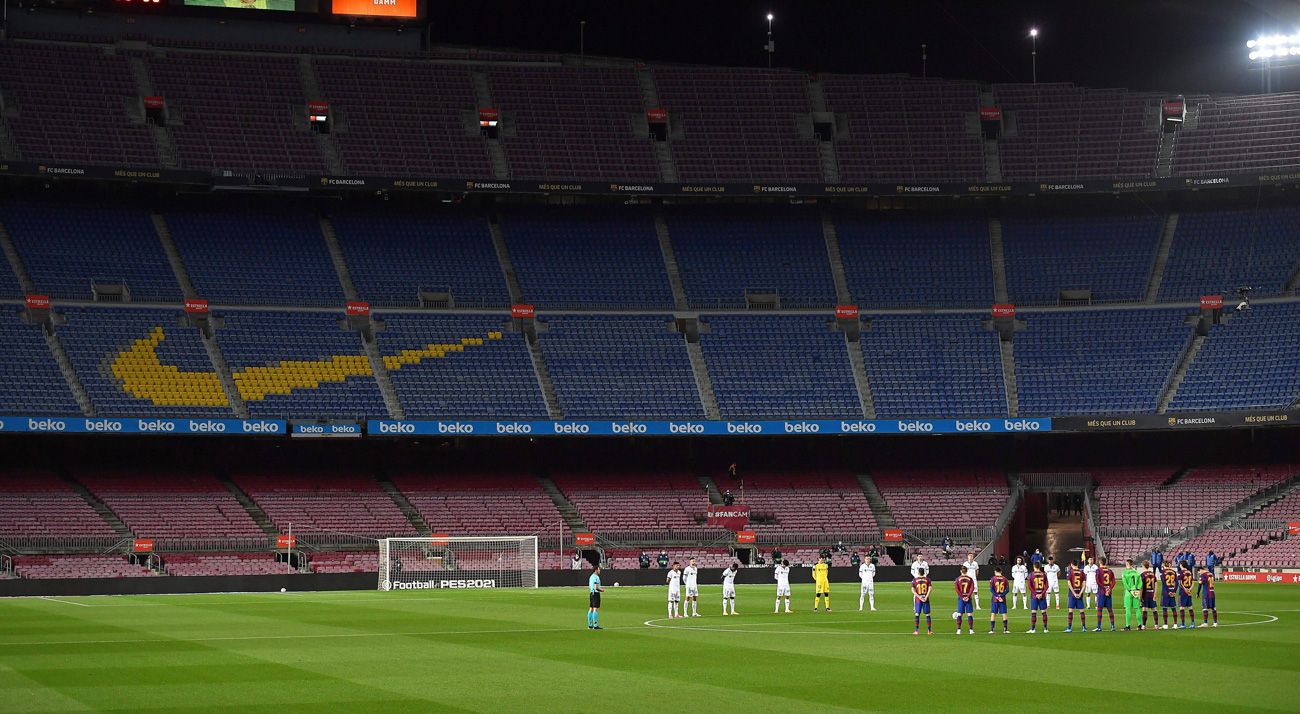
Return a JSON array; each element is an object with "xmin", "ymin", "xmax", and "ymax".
[{"xmin": 2, "ymin": 582, "xmax": 1298, "ymax": 712}]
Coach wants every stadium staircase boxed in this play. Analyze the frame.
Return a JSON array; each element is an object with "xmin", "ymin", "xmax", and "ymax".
[
  {"xmin": 320, "ymin": 217, "xmax": 360, "ymax": 301},
  {"xmin": 0, "ymin": 219, "xmax": 35, "ymax": 293},
  {"xmin": 637, "ymin": 68, "xmax": 679, "ymax": 182},
  {"xmin": 1144, "ymin": 211, "xmax": 1179, "ymax": 302},
  {"xmin": 843, "ymin": 336, "xmax": 877, "ymax": 418},
  {"xmin": 378, "ymin": 476, "xmax": 430, "ymax": 534},
  {"xmin": 999, "ymin": 341, "xmax": 1020, "ymax": 417},
  {"xmin": 855, "ymin": 473, "xmax": 897, "ymax": 529},
  {"xmin": 126, "ymin": 56, "xmax": 179, "ymax": 170},
  {"xmin": 683, "ymin": 340, "xmax": 721, "ymax": 420},
  {"xmin": 62, "ymin": 473, "xmax": 131, "ymax": 539},
  {"xmin": 821, "ymin": 212, "xmax": 852, "ymax": 305},
  {"xmin": 200, "ymin": 329, "xmax": 247, "ymax": 418},
  {"xmin": 988, "ymin": 217, "xmax": 1009, "ymax": 302},
  {"xmin": 526, "ymin": 339, "xmax": 564, "ymax": 419},
  {"xmin": 1285, "ymin": 259, "xmax": 1300, "ymax": 296},
  {"xmin": 1155, "ymin": 127, "xmax": 1177, "ymax": 178},
  {"xmin": 653, "ymin": 213, "xmax": 690, "ymax": 310},
  {"xmin": 361, "ymin": 334, "xmax": 404, "ymax": 420},
  {"xmin": 1160, "ymin": 467, "xmax": 1194, "ymax": 488},
  {"xmin": 697, "ymin": 475, "xmax": 723, "ymax": 505},
  {"xmin": 537, "ymin": 476, "xmax": 588, "ymax": 533},
  {"xmin": 45, "ymin": 328, "xmax": 95, "ymax": 417},
  {"xmin": 152, "ymin": 213, "xmax": 198, "ymax": 299},
  {"xmin": 0, "ymin": 99, "xmax": 17, "ymax": 161},
  {"xmin": 1149, "ymin": 475, "xmax": 1300, "ymax": 560},
  {"xmin": 806, "ymin": 77, "xmax": 841, "ymax": 183},
  {"xmin": 220, "ymin": 476, "xmax": 278, "ymax": 535},
  {"xmin": 980, "ymin": 472, "xmax": 1025, "ymax": 561},
  {"xmin": 472, "ymin": 71, "xmax": 512, "ymax": 180},
  {"xmin": 1157, "ymin": 333, "xmax": 1206, "ymax": 414},
  {"xmin": 983, "ymin": 138, "xmax": 1003, "ymax": 183},
  {"xmin": 488, "ymin": 217, "xmax": 526, "ymax": 303},
  {"xmin": 298, "ymin": 56, "xmax": 347, "ymax": 175}
]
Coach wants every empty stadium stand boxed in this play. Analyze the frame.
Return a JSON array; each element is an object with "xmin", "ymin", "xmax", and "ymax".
[
  {"xmin": 1171, "ymin": 303, "xmax": 1300, "ymax": 411},
  {"xmin": 0, "ymin": 470, "xmax": 117, "ymax": 538},
  {"xmin": 698, "ymin": 315, "xmax": 860, "ymax": 419},
  {"xmin": 872, "ymin": 469, "xmax": 1008, "ymax": 529},
  {"xmin": 235, "ymin": 471, "xmax": 416, "ymax": 538},
  {"xmin": 164, "ymin": 552, "xmax": 294, "ymax": 577},
  {"xmin": 373, "ymin": 313, "xmax": 547, "ymax": 419},
  {"xmin": 833, "ymin": 212, "xmax": 993, "ymax": 307},
  {"xmin": 310, "ymin": 551, "xmax": 379, "ymax": 574},
  {"xmin": 1157, "ymin": 206, "xmax": 1300, "ymax": 301},
  {"xmin": 12, "ymin": 555, "xmax": 154, "ymax": 579},
  {"xmin": 1015, "ymin": 309, "xmax": 1192, "ymax": 415},
  {"xmin": 77, "ymin": 469, "xmax": 265, "ymax": 540},
  {"xmin": 713, "ymin": 471, "xmax": 877, "ymax": 536},
  {"xmin": 1175, "ymin": 93, "xmax": 1300, "ymax": 177},
  {"xmin": 500, "ymin": 207, "xmax": 673, "ymax": 309},
  {"xmin": 539, "ymin": 315, "xmax": 703, "ymax": 419},
  {"xmin": 0, "ymin": 202, "xmax": 181, "ymax": 302},
  {"xmin": 388, "ymin": 472, "xmax": 565, "ymax": 536},
  {"xmin": 0, "ymin": 310, "xmax": 82, "ymax": 416},
  {"xmin": 1001, "ymin": 210, "xmax": 1164, "ymax": 304},
  {"xmin": 550, "ymin": 472, "xmax": 709, "ymax": 532},
  {"xmin": 860, "ymin": 314, "xmax": 1007, "ymax": 418}
]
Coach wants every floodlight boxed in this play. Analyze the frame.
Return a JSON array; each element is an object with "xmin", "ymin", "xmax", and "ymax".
[{"xmin": 1029, "ymin": 28, "xmax": 1038, "ymax": 37}]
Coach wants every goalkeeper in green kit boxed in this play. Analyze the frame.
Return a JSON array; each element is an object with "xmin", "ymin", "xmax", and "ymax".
[{"xmin": 1121, "ymin": 559, "xmax": 1142, "ymax": 631}]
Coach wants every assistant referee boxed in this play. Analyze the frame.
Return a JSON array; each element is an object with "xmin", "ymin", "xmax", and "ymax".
[{"xmin": 587, "ymin": 565, "xmax": 606, "ymax": 630}]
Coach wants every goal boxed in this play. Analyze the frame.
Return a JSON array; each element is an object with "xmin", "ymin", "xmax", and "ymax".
[{"xmin": 378, "ymin": 536, "xmax": 538, "ymax": 591}]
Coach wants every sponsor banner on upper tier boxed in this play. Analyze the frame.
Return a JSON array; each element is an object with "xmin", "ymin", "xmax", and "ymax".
[
  {"xmin": 6, "ymin": 160, "xmax": 1300, "ymax": 197},
  {"xmin": 1220, "ymin": 571, "xmax": 1300, "ymax": 584},
  {"xmin": 0, "ymin": 417, "xmax": 285, "ymax": 434},
  {"xmin": 365, "ymin": 418, "xmax": 1053, "ymax": 437},
  {"xmin": 1054, "ymin": 411, "xmax": 1292, "ymax": 431},
  {"xmin": 290, "ymin": 420, "xmax": 362, "ymax": 438}
]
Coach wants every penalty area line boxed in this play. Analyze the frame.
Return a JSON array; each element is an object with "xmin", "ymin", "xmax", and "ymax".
[{"xmin": 38, "ymin": 597, "xmax": 90, "ymax": 607}]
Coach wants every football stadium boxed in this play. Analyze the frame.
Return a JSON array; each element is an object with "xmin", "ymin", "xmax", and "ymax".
[{"xmin": 1, "ymin": 0, "xmax": 1300, "ymax": 710}]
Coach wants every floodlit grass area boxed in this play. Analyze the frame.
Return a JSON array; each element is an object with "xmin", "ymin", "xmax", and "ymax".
[{"xmin": 1, "ymin": 582, "xmax": 1298, "ymax": 712}]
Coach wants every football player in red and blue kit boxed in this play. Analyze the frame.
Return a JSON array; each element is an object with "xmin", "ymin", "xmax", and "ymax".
[
  {"xmin": 912, "ymin": 573, "xmax": 933, "ymax": 635},
  {"xmin": 1196, "ymin": 566, "xmax": 1218, "ymax": 627},
  {"xmin": 954, "ymin": 572, "xmax": 976, "ymax": 635},
  {"xmin": 1094, "ymin": 557, "xmax": 1117, "ymax": 632},
  {"xmin": 1140, "ymin": 561, "xmax": 1159, "ymax": 630},
  {"xmin": 1064, "ymin": 560, "xmax": 1088, "ymax": 632},
  {"xmin": 1178, "ymin": 564, "xmax": 1196, "ymax": 628},
  {"xmin": 1027, "ymin": 562, "xmax": 1049, "ymax": 633},
  {"xmin": 989, "ymin": 567, "xmax": 1010, "ymax": 634},
  {"xmin": 1160, "ymin": 564, "xmax": 1179, "ymax": 628}
]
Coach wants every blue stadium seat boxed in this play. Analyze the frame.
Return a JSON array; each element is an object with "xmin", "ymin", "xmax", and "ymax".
[
  {"xmin": 167, "ymin": 211, "xmax": 343, "ymax": 305},
  {"xmin": 1169, "ymin": 302, "xmax": 1300, "ymax": 411},
  {"xmin": 1015, "ymin": 309, "xmax": 1192, "ymax": 415},
  {"xmin": 374, "ymin": 314, "xmax": 547, "ymax": 419},
  {"xmin": 669, "ymin": 207, "xmax": 836, "ymax": 308},
  {"xmin": 331, "ymin": 209, "xmax": 508, "ymax": 307},
  {"xmin": 835, "ymin": 212, "xmax": 993, "ymax": 307},
  {"xmin": 502, "ymin": 206, "xmax": 674, "ymax": 309},
  {"xmin": 0, "ymin": 308, "xmax": 80, "ymax": 415},
  {"xmin": 1158, "ymin": 206, "xmax": 1300, "ymax": 301},
  {"xmin": 862, "ymin": 314, "xmax": 1007, "ymax": 417},
  {"xmin": 540, "ymin": 316, "xmax": 703, "ymax": 418},
  {"xmin": 1003, "ymin": 211, "xmax": 1162, "ymax": 304},
  {"xmin": 699, "ymin": 315, "xmax": 860, "ymax": 418},
  {"xmin": 1, "ymin": 202, "xmax": 180, "ymax": 302}
]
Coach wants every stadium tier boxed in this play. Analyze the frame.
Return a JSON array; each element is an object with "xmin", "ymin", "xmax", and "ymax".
[
  {"xmin": 550, "ymin": 472, "xmax": 709, "ymax": 531},
  {"xmin": 310, "ymin": 551, "xmax": 380, "ymax": 574},
  {"xmin": 500, "ymin": 206, "xmax": 673, "ymax": 309},
  {"xmin": 0, "ymin": 202, "xmax": 181, "ymax": 302},
  {"xmin": 1170, "ymin": 303, "xmax": 1300, "ymax": 412},
  {"xmin": 373, "ymin": 313, "xmax": 547, "ymax": 419},
  {"xmin": 76, "ymin": 469, "xmax": 266, "ymax": 540},
  {"xmin": 699, "ymin": 315, "xmax": 860, "ymax": 419},
  {"xmin": 487, "ymin": 66, "xmax": 660, "ymax": 181},
  {"xmin": 163, "ymin": 553, "xmax": 294, "ymax": 577},
  {"xmin": 1094, "ymin": 465, "xmax": 1291, "ymax": 533},
  {"xmin": 11, "ymin": 554, "xmax": 154, "ymax": 579},
  {"xmin": 330, "ymin": 209, "xmax": 507, "ymax": 307},
  {"xmin": 861, "ymin": 314, "xmax": 1006, "ymax": 418},
  {"xmin": 1226, "ymin": 537, "xmax": 1300, "ymax": 568},
  {"xmin": 1001, "ymin": 210, "xmax": 1164, "ymax": 304},
  {"xmin": 1173, "ymin": 93, "xmax": 1300, "ymax": 177},
  {"xmin": 1099, "ymin": 536, "xmax": 1168, "ymax": 562},
  {"xmin": 872, "ymin": 469, "xmax": 1008, "ymax": 530}
]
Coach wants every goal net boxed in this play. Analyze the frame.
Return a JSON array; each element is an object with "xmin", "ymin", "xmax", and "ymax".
[{"xmin": 378, "ymin": 536, "xmax": 538, "ymax": 591}]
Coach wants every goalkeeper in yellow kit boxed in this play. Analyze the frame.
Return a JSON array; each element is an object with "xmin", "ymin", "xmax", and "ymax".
[{"xmin": 812, "ymin": 556, "xmax": 832, "ymax": 611}]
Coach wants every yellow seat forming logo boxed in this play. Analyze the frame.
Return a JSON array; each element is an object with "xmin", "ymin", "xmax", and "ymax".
[{"xmin": 110, "ymin": 327, "xmax": 503, "ymax": 407}]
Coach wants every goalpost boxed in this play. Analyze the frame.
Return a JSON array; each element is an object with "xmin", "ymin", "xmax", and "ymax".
[{"xmin": 378, "ymin": 536, "xmax": 539, "ymax": 591}]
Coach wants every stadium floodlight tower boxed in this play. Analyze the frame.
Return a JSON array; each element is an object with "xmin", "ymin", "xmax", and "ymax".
[
  {"xmin": 766, "ymin": 13, "xmax": 775, "ymax": 68},
  {"xmin": 1247, "ymin": 33, "xmax": 1300, "ymax": 93},
  {"xmin": 1029, "ymin": 27, "xmax": 1039, "ymax": 84}
]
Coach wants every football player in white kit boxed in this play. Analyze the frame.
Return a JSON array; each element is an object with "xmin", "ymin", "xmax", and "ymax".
[
  {"xmin": 1044, "ymin": 556, "xmax": 1062, "ymax": 609},
  {"xmin": 721, "ymin": 562, "xmax": 739, "ymax": 615},
  {"xmin": 1083, "ymin": 556, "xmax": 1100, "ymax": 609},
  {"xmin": 666, "ymin": 561, "xmax": 682, "ymax": 618},
  {"xmin": 858, "ymin": 556, "xmax": 876, "ymax": 611},
  {"xmin": 909, "ymin": 552, "xmax": 929, "ymax": 579},
  {"xmin": 683, "ymin": 558, "xmax": 700, "ymax": 617},
  {"xmin": 962, "ymin": 552, "xmax": 981, "ymax": 610},
  {"xmin": 773, "ymin": 559, "xmax": 792, "ymax": 613},
  {"xmin": 1011, "ymin": 556, "xmax": 1029, "ymax": 609}
]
